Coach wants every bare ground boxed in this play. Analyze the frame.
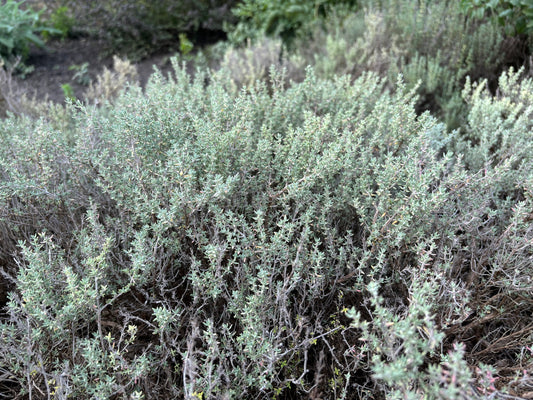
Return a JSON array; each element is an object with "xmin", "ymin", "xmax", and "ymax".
[{"xmin": 15, "ymin": 36, "xmax": 180, "ymax": 104}]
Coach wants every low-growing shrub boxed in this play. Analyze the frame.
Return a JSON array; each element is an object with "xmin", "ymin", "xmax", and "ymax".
[
  {"xmin": 83, "ymin": 56, "xmax": 139, "ymax": 105},
  {"xmin": 215, "ymin": 38, "xmax": 306, "ymax": 92},
  {"xmin": 293, "ymin": 0, "xmax": 506, "ymax": 129},
  {"xmin": 0, "ymin": 61, "xmax": 531, "ymax": 398}
]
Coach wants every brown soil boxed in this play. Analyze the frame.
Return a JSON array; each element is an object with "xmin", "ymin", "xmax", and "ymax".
[{"xmin": 15, "ymin": 36, "xmax": 180, "ymax": 104}]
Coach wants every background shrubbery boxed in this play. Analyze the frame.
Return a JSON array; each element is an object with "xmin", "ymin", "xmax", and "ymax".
[
  {"xmin": 0, "ymin": 0, "xmax": 532, "ymax": 399},
  {"xmin": 461, "ymin": 0, "xmax": 533, "ymax": 35},
  {"xmin": 227, "ymin": 0, "xmax": 357, "ymax": 47},
  {"xmin": 224, "ymin": 0, "xmax": 530, "ymax": 130},
  {"xmin": 0, "ymin": 0, "xmax": 51, "ymax": 75},
  {"xmin": 44, "ymin": 0, "xmax": 238, "ymax": 58}
]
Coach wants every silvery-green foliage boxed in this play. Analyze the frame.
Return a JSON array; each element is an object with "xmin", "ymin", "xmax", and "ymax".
[
  {"xmin": 347, "ymin": 267, "xmax": 475, "ymax": 399},
  {"xmin": 0, "ymin": 60, "xmax": 531, "ymax": 398},
  {"xmin": 444, "ymin": 67, "xmax": 533, "ymax": 294},
  {"xmin": 303, "ymin": 0, "xmax": 504, "ymax": 129},
  {"xmin": 457, "ymin": 67, "xmax": 533, "ymax": 175}
]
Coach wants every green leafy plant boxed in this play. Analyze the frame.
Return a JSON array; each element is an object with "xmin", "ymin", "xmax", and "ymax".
[
  {"xmin": 228, "ymin": 0, "xmax": 357, "ymax": 47},
  {"xmin": 460, "ymin": 0, "xmax": 533, "ymax": 34},
  {"xmin": 41, "ymin": 5, "xmax": 75, "ymax": 39},
  {"xmin": 0, "ymin": 0, "xmax": 49, "ymax": 65},
  {"xmin": 179, "ymin": 33, "xmax": 194, "ymax": 56},
  {"xmin": 69, "ymin": 62, "xmax": 90, "ymax": 86},
  {"xmin": 60, "ymin": 82, "xmax": 75, "ymax": 101}
]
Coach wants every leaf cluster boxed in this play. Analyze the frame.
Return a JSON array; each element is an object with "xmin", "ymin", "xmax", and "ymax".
[
  {"xmin": 228, "ymin": 0, "xmax": 358, "ymax": 48},
  {"xmin": 461, "ymin": 0, "xmax": 533, "ymax": 35},
  {"xmin": 0, "ymin": 0, "xmax": 49, "ymax": 65}
]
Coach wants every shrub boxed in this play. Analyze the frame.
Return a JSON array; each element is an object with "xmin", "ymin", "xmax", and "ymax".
[
  {"xmin": 461, "ymin": 0, "xmax": 533, "ymax": 35},
  {"xmin": 446, "ymin": 72, "xmax": 532, "ymax": 397},
  {"xmin": 0, "ymin": 0, "xmax": 47, "ymax": 66},
  {"xmin": 41, "ymin": 5, "xmax": 75, "ymax": 40},
  {"xmin": 293, "ymin": 0, "xmax": 506, "ymax": 129},
  {"xmin": 0, "ymin": 60, "xmax": 23, "ymax": 117},
  {"xmin": 83, "ymin": 56, "xmax": 139, "ymax": 105},
  {"xmin": 215, "ymin": 37, "xmax": 306, "ymax": 92},
  {"xmin": 0, "ymin": 61, "xmax": 531, "ymax": 398},
  {"xmin": 227, "ymin": 0, "xmax": 358, "ymax": 47}
]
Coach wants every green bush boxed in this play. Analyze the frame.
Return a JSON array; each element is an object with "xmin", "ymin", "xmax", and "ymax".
[
  {"xmin": 41, "ymin": 5, "xmax": 75, "ymax": 40},
  {"xmin": 0, "ymin": 0, "xmax": 47, "ymax": 65},
  {"xmin": 294, "ymin": 0, "xmax": 506, "ymax": 129},
  {"xmin": 0, "ymin": 61, "xmax": 531, "ymax": 398},
  {"xmin": 227, "ymin": 0, "xmax": 358, "ymax": 47},
  {"xmin": 461, "ymin": 0, "xmax": 533, "ymax": 35}
]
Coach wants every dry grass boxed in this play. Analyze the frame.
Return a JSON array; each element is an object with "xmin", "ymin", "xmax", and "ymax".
[{"xmin": 84, "ymin": 56, "xmax": 139, "ymax": 104}]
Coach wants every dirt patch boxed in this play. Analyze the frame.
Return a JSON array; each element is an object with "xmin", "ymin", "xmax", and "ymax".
[{"xmin": 16, "ymin": 37, "xmax": 180, "ymax": 104}]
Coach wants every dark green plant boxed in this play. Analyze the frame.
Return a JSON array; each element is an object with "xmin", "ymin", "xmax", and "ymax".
[
  {"xmin": 60, "ymin": 82, "xmax": 75, "ymax": 100},
  {"xmin": 228, "ymin": 0, "xmax": 358, "ymax": 47},
  {"xmin": 0, "ymin": 0, "xmax": 49, "ymax": 65},
  {"xmin": 461, "ymin": 0, "xmax": 533, "ymax": 34},
  {"xmin": 41, "ymin": 5, "xmax": 75, "ymax": 39}
]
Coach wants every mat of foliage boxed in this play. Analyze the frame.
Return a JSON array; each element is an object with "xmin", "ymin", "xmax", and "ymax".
[{"xmin": 0, "ymin": 62, "xmax": 532, "ymax": 399}]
